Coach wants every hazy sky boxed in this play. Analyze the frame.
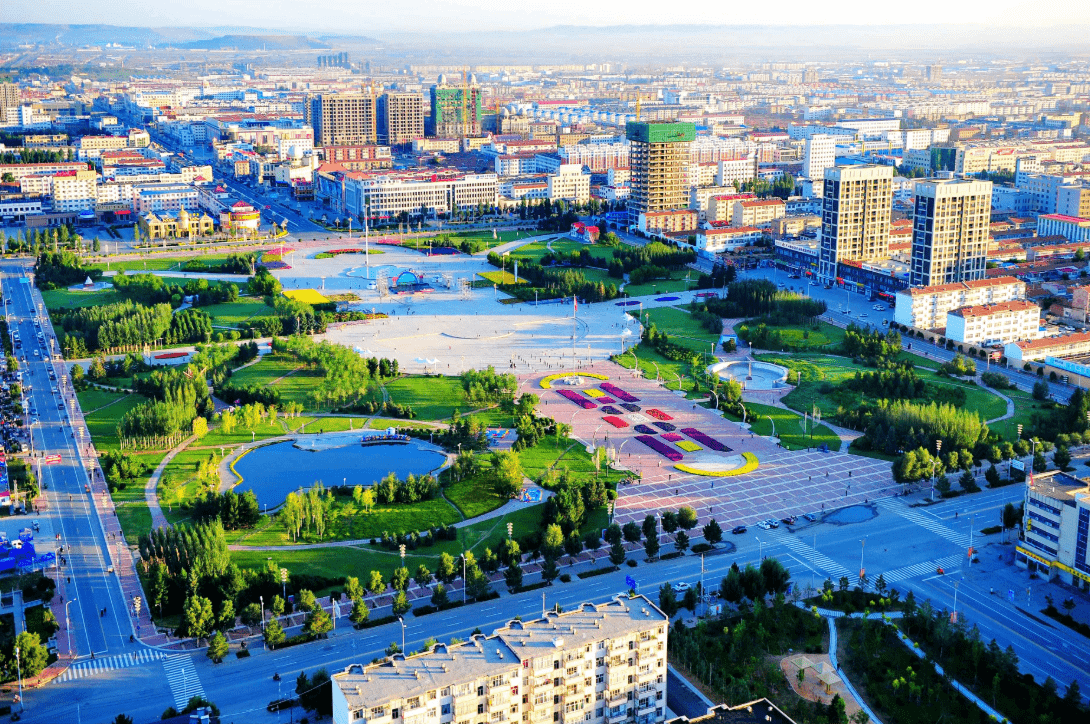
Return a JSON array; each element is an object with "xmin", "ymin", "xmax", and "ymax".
[{"xmin": 4, "ymin": 0, "xmax": 1088, "ymax": 32}]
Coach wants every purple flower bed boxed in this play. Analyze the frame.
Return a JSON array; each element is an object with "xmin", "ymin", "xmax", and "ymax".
[
  {"xmin": 660, "ymin": 433, "xmax": 684, "ymax": 442},
  {"xmin": 600, "ymin": 405, "xmax": 622, "ymax": 415},
  {"xmin": 653, "ymin": 422, "xmax": 677, "ymax": 432},
  {"xmin": 680, "ymin": 427, "xmax": 731, "ymax": 452},
  {"xmin": 635, "ymin": 435, "xmax": 683, "ymax": 462},
  {"xmin": 557, "ymin": 390, "xmax": 596, "ymax": 409},
  {"xmin": 634, "ymin": 424, "xmax": 657, "ymax": 435},
  {"xmin": 600, "ymin": 383, "xmax": 639, "ymax": 403},
  {"xmin": 620, "ymin": 403, "xmax": 641, "ymax": 413},
  {"xmin": 593, "ymin": 396, "xmax": 616, "ymax": 404}
]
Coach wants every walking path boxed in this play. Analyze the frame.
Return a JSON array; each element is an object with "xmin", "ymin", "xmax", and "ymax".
[{"xmin": 144, "ymin": 434, "xmax": 197, "ymax": 530}]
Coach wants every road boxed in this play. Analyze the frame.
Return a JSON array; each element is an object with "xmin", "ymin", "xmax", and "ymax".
[
  {"xmin": 20, "ymin": 473, "xmax": 1089, "ymax": 723},
  {"xmin": 2, "ymin": 258, "xmax": 139, "ymax": 659}
]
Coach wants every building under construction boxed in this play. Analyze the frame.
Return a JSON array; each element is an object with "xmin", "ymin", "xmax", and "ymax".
[
  {"xmin": 626, "ymin": 121, "xmax": 695, "ymax": 227},
  {"xmin": 428, "ymin": 81, "xmax": 482, "ymax": 138},
  {"xmin": 306, "ymin": 93, "xmax": 377, "ymax": 146}
]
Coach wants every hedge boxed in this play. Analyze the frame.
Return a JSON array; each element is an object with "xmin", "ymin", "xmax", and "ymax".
[{"xmin": 577, "ymin": 566, "xmax": 619, "ymax": 580}]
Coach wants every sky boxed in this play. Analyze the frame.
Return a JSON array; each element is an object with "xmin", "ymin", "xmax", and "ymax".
[{"xmin": 3, "ymin": 0, "xmax": 1089, "ymax": 33}]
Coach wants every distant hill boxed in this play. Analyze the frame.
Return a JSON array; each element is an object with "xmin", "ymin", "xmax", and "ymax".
[{"xmin": 169, "ymin": 34, "xmax": 333, "ymax": 51}]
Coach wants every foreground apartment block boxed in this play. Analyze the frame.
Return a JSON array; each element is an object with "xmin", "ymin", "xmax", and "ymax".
[
  {"xmin": 333, "ymin": 596, "xmax": 669, "ymax": 724},
  {"xmin": 1016, "ymin": 471, "xmax": 1090, "ymax": 593},
  {"xmin": 894, "ymin": 276, "xmax": 1025, "ymax": 330}
]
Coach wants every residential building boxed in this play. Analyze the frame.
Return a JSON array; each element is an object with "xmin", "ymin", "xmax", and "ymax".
[
  {"xmin": 134, "ymin": 184, "xmax": 199, "ymax": 213},
  {"xmin": 0, "ymin": 83, "xmax": 19, "ymax": 116},
  {"xmin": 772, "ymin": 215, "xmax": 821, "ymax": 238},
  {"xmin": 323, "ymin": 146, "xmax": 393, "ymax": 171},
  {"xmin": 894, "ymin": 276, "xmax": 1025, "ymax": 330},
  {"xmin": 429, "ymin": 84, "xmax": 482, "ymax": 138},
  {"xmin": 667, "ymin": 700, "xmax": 798, "ymax": 724},
  {"xmin": 817, "ymin": 165, "xmax": 894, "ymax": 282},
  {"xmin": 714, "ymin": 156, "xmax": 758, "ymax": 189},
  {"xmin": 695, "ymin": 226, "xmax": 765, "ymax": 255},
  {"xmin": 1015, "ymin": 471, "xmax": 1090, "ymax": 593},
  {"xmin": 802, "ymin": 134, "xmax": 835, "ymax": 193},
  {"xmin": 945, "ymin": 300, "xmax": 1041, "ymax": 346},
  {"xmin": 0, "ymin": 194, "xmax": 44, "ymax": 222},
  {"xmin": 377, "ymin": 93, "xmax": 425, "ymax": 146},
  {"xmin": 219, "ymin": 200, "xmax": 261, "ymax": 235},
  {"xmin": 1005, "ymin": 331, "xmax": 1090, "ymax": 363},
  {"xmin": 331, "ymin": 596, "xmax": 669, "ymax": 724},
  {"xmin": 637, "ymin": 209, "xmax": 698, "ymax": 235},
  {"xmin": 559, "ymin": 143, "xmax": 629, "ymax": 173},
  {"xmin": 0, "ymin": 162, "xmax": 88, "ymax": 182},
  {"xmin": 732, "ymin": 198, "xmax": 785, "ymax": 228},
  {"xmin": 547, "ymin": 165, "xmax": 591, "ymax": 204},
  {"xmin": 1057, "ymin": 185, "xmax": 1090, "ymax": 219},
  {"xmin": 495, "ymin": 154, "xmax": 540, "ymax": 177},
  {"xmin": 1037, "ymin": 214, "xmax": 1090, "ymax": 244},
  {"xmin": 50, "ymin": 169, "xmax": 98, "ymax": 212},
  {"xmin": 307, "ymin": 94, "xmax": 378, "ymax": 146},
  {"xmin": 138, "ymin": 208, "xmax": 214, "ymax": 240},
  {"xmin": 627, "ymin": 122, "xmax": 695, "ymax": 228},
  {"xmin": 321, "ymin": 168, "xmax": 498, "ymax": 219},
  {"xmin": 909, "ymin": 178, "xmax": 992, "ymax": 287}
]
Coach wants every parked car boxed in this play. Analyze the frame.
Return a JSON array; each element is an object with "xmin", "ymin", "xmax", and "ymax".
[
  {"xmin": 803, "ymin": 513, "xmax": 817, "ymax": 523},
  {"xmin": 781, "ymin": 516, "xmax": 797, "ymax": 525},
  {"xmin": 731, "ymin": 525, "xmax": 747, "ymax": 535}
]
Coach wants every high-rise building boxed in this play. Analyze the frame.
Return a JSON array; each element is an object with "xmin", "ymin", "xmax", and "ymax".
[
  {"xmin": 803, "ymin": 134, "xmax": 835, "ymax": 196},
  {"xmin": 818, "ymin": 165, "xmax": 893, "ymax": 281},
  {"xmin": 429, "ymin": 84, "xmax": 482, "ymax": 138},
  {"xmin": 331, "ymin": 596, "xmax": 669, "ymax": 724},
  {"xmin": 626, "ymin": 121, "xmax": 695, "ymax": 227},
  {"xmin": 909, "ymin": 178, "xmax": 992, "ymax": 287},
  {"xmin": 927, "ymin": 65, "xmax": 943, "ymax": 83},
  {"xmin": 0, "ymin": 83, "xmax": 19, "ymax": 116},
  {"xmin": 377, "ymin": 93, "xmax": 425, "ymax": 147},
  {"xmin": 306, "ymin": 93, "xmax": 377, "ymax": 146}
]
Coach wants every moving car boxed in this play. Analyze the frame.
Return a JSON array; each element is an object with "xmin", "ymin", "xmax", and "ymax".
[{"xmin": 672, "ymin": 582, "xmax": 691, "ymax": 593}]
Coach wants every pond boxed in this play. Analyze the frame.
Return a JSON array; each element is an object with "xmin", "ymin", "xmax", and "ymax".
[{"xmin": 231, "ymin": 439, "xmax": 446, "ymax": 508}]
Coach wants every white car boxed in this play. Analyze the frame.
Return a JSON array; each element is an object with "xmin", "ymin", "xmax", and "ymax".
[{"xmin": 672, "ymin": 582, "xmax": 691, "ymax": 593}]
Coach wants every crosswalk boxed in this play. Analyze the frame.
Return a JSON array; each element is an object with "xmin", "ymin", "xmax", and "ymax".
[
  {"xmin": 57, "ymin": 649, "xmax": 167, "ymax": 682},
  {"xmin": 877, "ymin": 499, "xmax": 970, "ymax": 548},
  {"xmin": 163, "ymin": 654, "xmax": 206, "ymax": 710},
  {"xmin": 882, "ymin": 553, "xmax": 964, "ymax": 584},
  {"xmin": 773, "ymin": 534, "xmax": 857, "ymax": 585}
]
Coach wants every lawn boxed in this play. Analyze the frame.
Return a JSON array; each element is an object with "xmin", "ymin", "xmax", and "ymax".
[
  {"xmin": 205, "ymin": 298, "xmax": 277, "ymax": 328},
  {"xmin": 623, "ymin": 271, "xmax": 698, "ymax": 297},
  {"xmin": 990, "ymin": 386, "xmax": 1049, "ymax": 441},
  {"xmin": 640, "ymin": 307, "xmax": 720, "ymax": 352},
  {"xmin": 76, "ymin": 387, "xmax": 132, "ymax": 415},
  {"xmin": 41, "ymin": 286, "xmax": 121, "ymax": 310},
  {"xmin": 227, "ymin": 354, "xmax": 322, "ymax": 409},
  {"xmin": 79, "ymin": 391, "xmax": 148, "ymax": 451},
  {"xmin": 385, "ymin": 375, "xmax": 470, "ymax": 420},
  {"xmin": 509, "ymin": 239, "xmax": 614, "ymax": 265},
  {"xmin": 87, "ymin": 253, "xmax": 248, "ymax": 274},
  {"xmin": 478, "ymin": 270, "xmax": 527, "ymax": 285},
  {"xmin": 516, "ymin": 434, "xmax": 626, "ymax": 486},
  {"xmin": 613, "ymin": 346, "xmax": 710, "ymax": 396},
  {"xmin": 723, "ymin": 400, "xmax": 842, "ymax": 451},
  {"xmin": 738, "ymin": 320, "xmax": 846, "ymax": 351}
]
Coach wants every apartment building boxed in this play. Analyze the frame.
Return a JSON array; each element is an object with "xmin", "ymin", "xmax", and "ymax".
[
  {"xmin": 627, "ymin": 122, "xmax": 695, "ymax": 228},
  {"xmin": 134, "ymin": 184, "xmax": 200, "ymax": 213},
  {"xmin": 817, "ymin": 165, "xmax": 893, "ymax": 282},
  {"xmin": 1004, "ymin": 331, "xmax": 1090, "ymax": 363},
  {"xmin": 331, "ymin": 597, "xmax": 669, "ymax": 724},
  {"xmin": 51, "ymin": 170, "xmax": 98, "ymax": 213},
  {"xmin": 378, "ymin": 93, "xmax": 425, "ymax": 146},
  {"xmin": 637, "ymin": 210, "xmax": 698, "ymax": 235},
  {"xmin": 326, "ymin": 169, "xmax": 498, "ymax": 219},
  {"xmin": 802, "ymin": 134, "xmax": 835, "ymax": 191},
  {"xmin": 0, "ymin": 162, "xmax": 88, "ymax": 182},
  {"xmin": 323, "ymin": 146, "xmax": 394, "ymax": 171},
  {"xmin": 0, "ymin": 83, "xmax": 19, "ymax": 116},
  {"xmin": 1015, "ymin": 471, "xmax": 1090, "ymax": 593},
  {"xmin": 307, "ymin": 94, "xmax": 378, "ymax": 146},
  {"xmin": 695, "ymin": 226, "xmax": 765, "ymax": 255},
  {"xmin": 429, "ymin": 84, "xmax": 482, "ymax": 138},
  {"xmin": 547, "ymin": 165, "xmax": 591, "ymax": 204},
  {"xmin": 732, "ymin": 198, "xmax": 785, "ymax": 228},
  {"xmin": 1057, "ymin": 185, "xmax": 1090, "ymax": 219},
  {"xmin": 714, "ymin": 156, "xmax": 758, "ymax": 189},
  {"xmin": 894, "ymin": 276, "xmax": 1025, "ymax": 330},
  {"xmin": 909, "ymin": 178, "xmax": 992, "ymax": 287},
  {"xmin": 1037, "ymin": 214, "xmax": 1090, "ymax": 244},
  {"xmin": 559, "ymin": 143, "xmax": 630, "ymax": 173},
  {"xmin": 945, "ymin": 300, "xmax": 1040, "ymax": 346}
]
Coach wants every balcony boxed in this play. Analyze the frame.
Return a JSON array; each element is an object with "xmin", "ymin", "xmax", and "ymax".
[{"xmin": 636, "ymin": 669, "xmax": 657, "ymax": 682}]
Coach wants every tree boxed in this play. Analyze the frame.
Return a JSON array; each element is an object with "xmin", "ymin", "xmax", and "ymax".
[
  {"xmin": 564, "ymin": 532, "xmax": 583, "ymax": 564},
  {"xmin": 1033, "ymin": 379, "xmax": 1051, "ymax": 401},
  {"xmin": 350, "ymin": 598, "xmax": 370, "ymax": 627},
  {"xmin": 702, "ymin": 519, "xmax": 723, "ymax": 546},
  {"xmin": 490, "ymin": 450, "xmax": 524, "ymax": 498},
  {"xmin": 1001, "ymin": 502, "xmax": 1019, "ymax": 541},
  {"xmin": 240, "ymin": 602, "xmax": 263, "ymax": 629},
  {"xmin": 504, "ymin": 563, "xmax": 524, "ymax": 591},
  {"xmin": 1033, "ymin": 452, "xmax": 1048, "ymax": 473},
  {"xmin": 431, "ymin": 584, "xmax": 449, "ymax": 607},
  {"xmin": 674, "ymin": 530, "xmax": 690, "ymax": 554},
  {"xmin": 305, "ymin": 606, "xmax": 334, "ymax": 639},
  {"xmin": 436, "ymin": 553, "xmax": 457, "ymax": 584},
  {"xmin": 296, "ymin": 668, "xmax": 333, "ymax": 717},
  {"xmin": 543, "ymin": 524, "xmax": 565, "ymax": 559},
  {"xmin": 609, "ymin": 540, "xmax": 626, "ymax": 566},
  {"xmin": 603, "ymin": 523, "xmax": 623, "ymax": 546},
  {"xmin": 264, "ymin": 617, "xmax": 285, "ymax": 648},
  {"xmin": 622, "ymin": 522, "xmax": 642, "ymax": 544},
  {"xmin": 271, "ymin": 595, "xmax": 285, "ymax": 617},
  {"xmin": 985, "ymin": 465, "xmax": 1001, "ymax": 487},
  {"xmin": 368, "ymin": 570, "xmax": 386, "ymax": 595},
  {"xmin": 760, "ymin": 557, "xmax": 791, "ymax": 596},
  {"xmin": 658, "ymin": 584, "xmax": 679, "ymax": 616},
  {"xmin": 720, "ymin": 566, "xmax": 743, "ymax": 603},
  {"xmin": 381, "ymin": 588, "xmax": 408, "ymax": 616},
  {"xmin": 414, "ymin": 564, "xmax": 433, "ymax": 588},
  {"xmin": 183, "ymin": 595, "xmax": 214, "ymax": 643},
  {"xmin": 644, "ymin": 533, "xmax": 660, "ymax": 560},
  {"xmin": 216, "ymin": 599, "xmax": 235, "ymax": 632},
  {"xmin": 12, "ymin": 631, "xmax": 48, "ymax": 678},
  {"xmin": 740, "ymin": 564, "xmax": 765, "ymax": 600},
  {"xmin": 192, "ymin": 416, "xmax": 208, "ymax": 439},
  {"xmin": 827, "ymin": 694, "xmax": 847, "ymax": 724},
  {"xmin": 465, "ymin": 565, "xmax": 492, "ymax": 600},
  {"xmin": 661, "ymin": 511, "xmax": 678, "ymax": 534},
  {"xmin": 1054, "ymin": 445, "xmax": 1072, "ymax": 471},
  {"xmin": 345, "ymin": 576, "xmax": 365, "ymax": 602},
  {"xmin": 682, "ymin": 587, "xmax": 698, "ymax": 612},
  {"xmin": 207, "ymin": 631, "xmax": 229, "ymax": 663},
  {"xmin": 541, "ymin": 556, "xmax": 560, "ymax": 584},
  {"xmin": 677, "ymin": 506, "xmax": 698, "ymax": 531},
  {"xmin": 391, "ymin": 567, "xmax": 410, "ymax": 592},
  {"xmin": 112, "ymin": 715, "xmax": 134, "ymax": 724}
]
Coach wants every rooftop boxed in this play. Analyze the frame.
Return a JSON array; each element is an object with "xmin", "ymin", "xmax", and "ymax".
[
  {"xmin": 902, "ymin": 276, "xmax": 1022, "ymax": 296},
  {"xmin": 949, "ymin": 300, "xmax": 1040, "ymax": 318}
]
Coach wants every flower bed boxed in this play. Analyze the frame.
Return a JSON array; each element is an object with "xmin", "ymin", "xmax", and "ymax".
[
  {"xmin": 633, "ymin": 424, "xmax": 657, "ymax": 435},
  {"xmin": 674, "ymin": 452, "xmax": 759, "ymax": 477},
  {"xmin": 602, "ymin": 416, "xmax": 629, "ymax": 428},
  {"xmin": 600, "ymin": 382, "xmax": 639, "ymax": 403},
  {"xmin": 583, "ymin": 389, "xmax": 610, "ymax": 398},
  {"xmin": 557, "ymin": 389, "xmax": 596, "ymax": 409},
  {"xmin": 675, "ymin": 440, "xmax": 702, "ymax": 452},
  {"xmin": 652, "ymin": 422, "xmax": 676, "ymax": 432},
  {"xmin": 635, "ymin": 435, "xmax": 683, "ymax": 461},
  {"xmin": 646, "ymin": 409, "xmax": 674, "ymax": 421},
  {"xmin": 660, "ymin": 433, "xmax": 684, "ymax": 442},
  {"xmin": 539, "ymin": 372, "xmax": 609, "ymax": 389},
  {"xmin": 680, "ymin": 427, "xmax": 731, "ymax": 452},
  {"xmin": 601, "ymin": 406, "xmax": 622, "ymax": 415},
  {"xmin": 620, "ymin": 403, "xmax": 641, "ymax": 413},
  {"xmin": 583, "ymin": 391, "xmax": 615, "ymax": 403}
]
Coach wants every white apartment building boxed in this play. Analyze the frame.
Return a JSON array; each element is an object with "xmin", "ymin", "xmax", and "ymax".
[
  {"xmin": 134, "ymin": 184, "xmax": 200, "ymax": 213},
  {"xmin": 1016, "ymin": 471, "xmax": 1090, "ymax": 592},
  {"xmin": 714, "ymin": 156, "xmax": 758, "ymax": 189},
  {"xmin": 909, "ymin": 178, "xmax": 992, "ymax": 287},
  {"xmin": 495, "ymin": 155, "xmax": 539, "ymax": 177},
  {"xmin": 732, "ymin": 198, "xmax": 785, "ymax": 228},
  {"xmin": 945, "ymin": 300, "xmax": 1040, "ymax": 346},
  {"xmin": 686, "ymin": 163, "xmax": 719, "ymax": 188},
  {"xmin": 803, "ymin": 135, "xmax": 835, "ymax": 187},
  {"xmin": 818, "ymin": 165, "xmax": 893, "ymax": 282},
  {"xmin": 558, "ymin": 143, "xmax": 629, "ymax": 172},
  {"xmin": 894, "ymin": 276, "xmax": 1025, "ymax": 330},
  {"xmin": 1037, "ymin": 214, "xmax": 1090, "ymax": 243},
  {"xmin": 51, "ymin": 170, "xmax": 98, "ymax": 212},
  {"xmin": 1057, "ymin": 185, "xmax": 1090, "ymax": 219},
  {"xmin": 332, "ymin": 597, "xmax": 669, "ymax": 724},
  {"xmin": 0, "ymin": 162, "xmax": 87, "ymax": 182},
  {"xmin": 547, "ymin": 165, "xmax": 591, "ymax": 204},
  {"xmin": 689, "ymin": 187, "xmax": 741, "ymax": 222},
  {"xmin": 337, "ymin": 171, "xmax": 499, "ymax": 219},
  {"xmin": 695, "ymin": 227, "xmax": 765, "ymax": 255}
]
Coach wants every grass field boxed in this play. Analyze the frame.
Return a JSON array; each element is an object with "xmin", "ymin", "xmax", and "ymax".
[
  {"xmin": 205, "ymin": 298, "xmax": 277, "ymax": 328},
  {"xmin": 385, "ymin": 376, "xmax": 469, "ymax": 421},
  {"xmin": 87, "ymin": 253, "xmax": 249, "ymax": 274},
  {"xmin": 227, "ymin": 354, "xmax": 322, "ymax": 408},
  {"xmin": 739, "ymin": 320, "xmax": 846, "ymax": 351},
  {"xmin": 723, "ymin": 401, "xmax": 842, "ymax": 452},
  {"xmin": 990, "ymin": 386, "xmax": 1049, "ymax": 441},
  {"xmin": 79, "ymin": 390, "xmax": 148, "ymax": 451},
  {"xmin": 509, "ymin": 240, "xmax": 615, "ymax": 264},
  {"xmin": 613, "ymin": 346, "xmax": 709, "ymax": 396},
  {"xmin": 42, "ymin": 286, "xmax": 121, "ymax": 310},
  {"xmin": 624, "ymin": 271, "xmax": 698, "ymax": 297},
  {"xmin": 641, "ymin": 307, "xmax": 720, "ymax": 352},
  {"xmin": 479, "ymin": 270, "xmax": 527, "ymax": 285}
]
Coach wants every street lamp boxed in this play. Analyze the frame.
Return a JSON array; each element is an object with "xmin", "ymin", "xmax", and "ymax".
[
  {"xmin": 14, "ymin": 645, "xmax": 22, "ymax": 713},
  {"xmin": 859, "ymin": 539, "xmax": 866, "ymax": 583},
  {"xmin": 459, "ymin": 553, "xmax": 468, "ymax": 603},
  {"xmin": 260, "ymin": 595, "xmax": 265, "ymax": 631},
  {"xmin": 399, "ymin": 616, "xmax": 406, "ymax": 653},
  {"xmin": 280, "ymin": 568, "xmax": 288, "ymax": 601},
  {"xmin": 755, "ymin": 536, "xmax": 763, "ymax": 561},
  {"xmin": 65, "ymin": 597, "xmax": 78, "ymax": 657}
]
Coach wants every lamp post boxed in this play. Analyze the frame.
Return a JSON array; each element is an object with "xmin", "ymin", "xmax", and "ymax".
[
  {"xmin": 766, "ymin": 415, "xmax": 775, "ymax": 440},
  {"xmin": 952, "ymin": 580, "xmax": 960, "ymax": 623},
  {"xmin": 280, "ymin": 568, "xmax": 288, "ymax": 602},
  {"xmin": 65, "ymin": 597, "xmax": 78, "ymax": 657},
  {"xmin": 399, "ymin": 616, "xmax": 406, "ymax": 653},
  {"xmin": 859, "ymin": 539, "xmax": 866, "ymax": 583},
  {"xmin": 460, "ymin": 553, "xmax": 467, "ymax": 603},
  {"xmin": 14, "ymin": 645, "xmax": 22, "ymax": 713},
  {"xmin": 755, "ymin": 536, "xmax": 763, "ymax": 562}
]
